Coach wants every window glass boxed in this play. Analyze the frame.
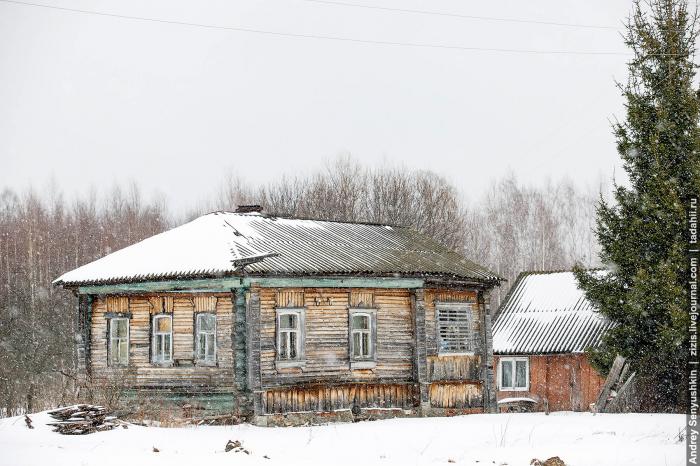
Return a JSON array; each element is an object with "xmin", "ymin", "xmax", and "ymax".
[
  {"xmin": 352, "ymin": 314, "xmax": 369, "ymax": 330},
  {"xmin": 361, "ymin": 333, "xmax": 370, "ymax": 357},
  {"xmin": 153, "ymin": 315, "xmax": 173, "ymax": 363},
  {"xmin": 353, "ymin": 333, "xmax": 362, "ymax": 357},
  {"xmin": 501, "ymin": 360, "xmax": 513, "ymax": 388},
  {"xmin": 113, "ymin": 319, "xmax": 128, "ymax": 338},
  {"xmin": 277, "ymin": 311, "xmax": 302, "ymax": 361},
  {"xmin": 350, "ymin": 312, "xmax": 373, "ymax": 360},
  {"xmin": 288, "ymin": 331, "xmax": 298, "ymax": 359},
  {"xmin": 109, "ymin": 318, "xmax": 128, "ymax": 366},
  {"xmin": 118, "ymin": 340, "xmax": 128, "ymax": 360},
  {"xmin": 198, "ymin": 313, "xmax": 215, "ymax": 332},
  {"xmin": 206, "ymin": 334, "xmax": 215, "ymax": 357},
  {"xmin": 280, "ymin": 314, "xmax": 297, "ymax": 329},
  {"xmin": 196, "ymin": 313, "xmax": 216, "ymax": 362},
  {"xmin": 515, "ymin": 360, "xmax": 527, "ymax": 388}
]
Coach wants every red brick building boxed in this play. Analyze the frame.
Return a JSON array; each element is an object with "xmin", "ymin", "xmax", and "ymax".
[{"xmin": 492, "ymin": 271, "xmax": 612, "ymax": 412}]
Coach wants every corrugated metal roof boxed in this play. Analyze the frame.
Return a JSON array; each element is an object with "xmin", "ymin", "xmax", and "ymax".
[
  {"xmin": 492, "ymin": 271, "xmax": 613, "ymax": 355},
  {"xmin": 54, "ymin": 211, "xmax": 500, "ymax": 286}
]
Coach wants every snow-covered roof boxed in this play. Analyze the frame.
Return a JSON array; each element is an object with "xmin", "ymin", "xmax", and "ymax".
[
  {"xmin": 492, "ymin": 271, "xmax": 613, "ymax": 355},
  {"xmin": 54, "ymin": 211, "xmax": 500, "ymax": 286}
]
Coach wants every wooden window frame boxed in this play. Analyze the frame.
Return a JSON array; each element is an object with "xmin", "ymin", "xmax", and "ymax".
[
  {"xmin": 498, "ymin": 357, "xmax": 529, "ymax": 391},
  {"xmin": 108, "ymin": 317, "xmax": 129, "ymax": 367},
  {"xmin": 195, "ymin": 312, "xmax": 217, "ymax": 366},
  {"xmin": 436, "ymin": 302, "xmax": 476, "ymax": 356},
  {"xmin": 152, "ymin": 314, "xmax": 173, "ymax": 366},
  {"xmin": 348, "ymin": 308, "xmax": 377, "ymax": 369},
  {"xmin": 275, "ymin": 308, "xmax": 305, "ymax": 369}
]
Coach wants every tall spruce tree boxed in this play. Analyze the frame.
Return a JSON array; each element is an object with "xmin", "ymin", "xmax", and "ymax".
[{"xmin": 575, "ymin": 0, "xmax": 700, "ymax": 411}]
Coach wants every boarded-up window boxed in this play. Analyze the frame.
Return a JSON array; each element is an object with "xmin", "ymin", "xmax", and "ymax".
[
  {"xmin": 108, "ymin": 318, "xmax": 129, "ymax": 366},
  {"xmin": 196, "ymin": 313, "xmax": 216, "ymax": 363},
  {"xmin": 436, "ymin": 304, "xmax": 475, "ymax": 354},
  {"xmin": 152, "ymin": 314, "xmax": 173, "ymax": 364}
]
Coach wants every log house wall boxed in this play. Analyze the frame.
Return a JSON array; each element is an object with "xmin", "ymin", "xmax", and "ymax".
[
  {"xmin": 89, "ymin": 293, "xmax": 235, "ymax": 391},
  {"xmin": 422, "ymin": 289, "xmax": 485, "ymax": 410},
  {"xmin": 86, "ymin": 285, "xmax": 491, "ymax": 417}
]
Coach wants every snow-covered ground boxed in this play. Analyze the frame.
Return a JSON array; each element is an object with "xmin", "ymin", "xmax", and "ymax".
[{"xmin": 0, "ymin": 411, "xmax": 685, "ymax": 466}]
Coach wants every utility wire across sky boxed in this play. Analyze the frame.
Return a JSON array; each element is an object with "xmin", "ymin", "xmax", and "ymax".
[
  {"xmin": 298, "ymin": 0, "xmax": 622, "ymax": 30},
  {"xmin": 0, "ymin": 0, "xmax": 630, "ymax": 56}
]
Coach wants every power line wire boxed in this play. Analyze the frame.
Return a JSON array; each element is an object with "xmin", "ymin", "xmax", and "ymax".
[
  {"xmin": 0, "ymin": 0, "xmax": 630, "ymax": 56},
  {"xmin": 298, "ymin": 0, "xmax": 621, "ymax": 31}
]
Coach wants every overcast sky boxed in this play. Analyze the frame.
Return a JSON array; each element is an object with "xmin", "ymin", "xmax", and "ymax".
[{"xmin": 0, "ymin": 0, "xmax": 633, "ymax": 211}]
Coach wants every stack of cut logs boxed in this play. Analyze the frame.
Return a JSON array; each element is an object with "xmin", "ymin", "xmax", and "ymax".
[{"xmin": 47, "ymin": 404, "xmax": 120, "ymax": 435}]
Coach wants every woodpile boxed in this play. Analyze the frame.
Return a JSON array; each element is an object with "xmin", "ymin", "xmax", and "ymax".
[
  {"xmin": 531, "ymin": 457, "xmax": 566, "ymax": 466},
  {"xmin": 47, "ymin": 404, "xmax": 121, "ymax": 435}
]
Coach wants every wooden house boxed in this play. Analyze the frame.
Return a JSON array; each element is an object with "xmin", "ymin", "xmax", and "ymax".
[
  {"xmin": 492, "ymin": 271, "xmax": 612, "ymax": 412},
  {"xmin": 54, "ymin": 208, "xmax": 502, "ymax": 425}
]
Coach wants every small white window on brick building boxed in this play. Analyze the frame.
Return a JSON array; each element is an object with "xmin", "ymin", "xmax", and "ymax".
[
  {"xmin": 499, "ymin": 357, "xmax": 529, "ymax": 391},
  {"xmin": 436, "ymin": 303, "xmax": 477, "ymax": 355}
]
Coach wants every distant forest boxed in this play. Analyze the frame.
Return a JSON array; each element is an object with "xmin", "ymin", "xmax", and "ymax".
[{"xmin": 0, "ymin": 156, "xmax": 603, "ymax": 415}]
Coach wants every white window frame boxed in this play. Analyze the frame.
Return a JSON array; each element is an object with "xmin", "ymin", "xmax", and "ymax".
[
  {"xmin": 108, "ymin": 317, "xmax": 129, "ymax": 366},
  {"xmin": 275, "ymin": 308, "xmax": 305, "ymax": 368},
  {"xmin": 348, "ymin": 308, "xmax": 377, "ymax": 369},
  {"xmin": 436, "ymin": 303, "xmax": 476, "ymax": 355},
  {"xmin": 152, "ymin": 314, "xmax": 173, "ymax": 365},
  {"xmin": 498, "ymin": 357, "xmax": 530, "ymax": 391},
  {"xmin": 195, "ymin": 312, "xmax": 217, "ymax": 365}
]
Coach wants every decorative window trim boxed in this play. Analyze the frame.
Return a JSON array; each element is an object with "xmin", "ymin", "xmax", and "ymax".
[
  {"xmin": 499, "ymin": 357, "xmax": 530, "ymax": 391},
  {"xmin": 152, "ymin": 314, "xmax": 173, "ymax": 366},
  {"xmin": 105, "ymin": 312, "xmax": 132, "ymax": 319},
  {"xmin": 436, "ymin": 302, "xmax": 477, "ymax": 355},
  {"xmin": 195, "ymin": 312, "xmax": 217, "ymax": 366},
  {"xmin": 275, "ymin": 308, "xmax": 305, "ymax": 369},
  {"xmin": 108, "ymin": 317, "xmax": 129, "ymax": 367},
  {"xmin": 348, "ymin": 308, "xmax": 377, "ymax": 369}
]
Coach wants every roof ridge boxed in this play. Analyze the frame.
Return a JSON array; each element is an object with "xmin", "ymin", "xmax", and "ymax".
[
  {"xmin": 515, "ymin": 268, "xmax": 606, "ymax": 276},
  {"xmin": 207, "ymin": 210, "xmax": 407, "ymax": 228}
]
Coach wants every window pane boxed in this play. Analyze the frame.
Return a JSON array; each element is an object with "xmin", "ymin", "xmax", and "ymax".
[
  {"xmin": 279, "ymin": 331, "xmax": 289, "ymax": 359},
  {"xmin": 206, "ymin": 335, "xmax": 215, "ymax": 359},
  {"xmin": 197, "ymin": 334, "xmax": 206, "ymax": 359},
  {"xmin": 352, "ymin": 314, "xmax": 369, "ymax": 330},
  {"xmin": 114, "ymin": 319, "xmax": 127, "ymax": 337},
  {"xmin": 289, "ymin": 331, "xmax": 297, "ymax": 359},
  {"xmin": 163, "ymin": 335, "xmax": 171, "ymax": 359},
  {"xmin": 110, "ymin": 339, "xmax": 119, "ymax": 363},
  {"xmin": 515, "ymin": 360, "xmax": 527, "ymax": 388},
  {"xmin": 501, "ymin": 361, "xmax": 513, "ymax": 388},
  {"xmin": 280, "ymin": 314, "xmax": 297, "ymax": 329},
  {"xmin": 198, "ymin": 314, "xmax": 215, "ymax": 332},
  {"xmin": 361, "ymin": 332, "xmax": 370, "ymax": 357},
  {"xmin": 155, "ymin": 335, "xmax": 162, "ymax": 360},
  {"xmin": 119, "ymin": 341, "xmax": 128, "ymax": 363},
  {"xmin": 353, "ymin": 332, "xmax": 361, "ymax": 357},
  {"xmin": 156, "ymin": 316, "xmax": 171, "ymax": 332}
]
